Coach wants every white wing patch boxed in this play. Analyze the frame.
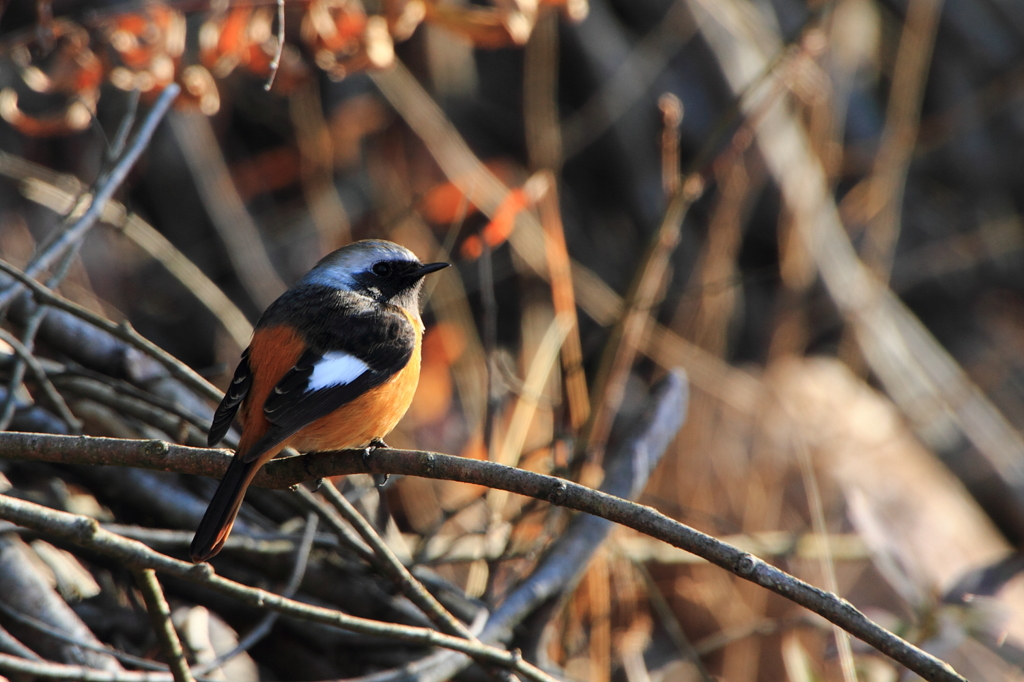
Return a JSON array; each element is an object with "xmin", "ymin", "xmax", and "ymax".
[{"xmin": 307, "ymin": 351, "xmax": 369, "ymax": 391}]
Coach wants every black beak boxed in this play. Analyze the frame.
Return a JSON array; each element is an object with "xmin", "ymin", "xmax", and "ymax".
[{"xmin": 414, "ymin": 262, "xmax": 450, "ymax": 277}]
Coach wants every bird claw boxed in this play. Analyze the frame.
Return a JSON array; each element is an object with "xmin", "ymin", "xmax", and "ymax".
[{"xmin": 363, "ymin": 439, "xmax": 390, "ymax": 487}]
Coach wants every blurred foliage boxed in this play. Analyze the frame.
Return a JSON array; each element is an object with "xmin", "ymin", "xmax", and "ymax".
[{"xmin": 2, "ymin": 0, "xmax": 1024, "ymax": 680}]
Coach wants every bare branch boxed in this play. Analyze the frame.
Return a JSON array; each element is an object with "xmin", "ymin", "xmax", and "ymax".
[
  {"xmin": 0, "ymin": 495, "xmax": 562, "ymax": 682},
  {"xmin": 0, "ymin": 327, "xmax": 80, "ymax": 431},
  {"xmin": 133, "ymin": 569, "xmax": 194, "ymax": 682},
  {"xmin": 388, "ymin": 366, "xmax": 688, "ymax": 682},
  {"xmin": 193, "ymin": 512, "xmax": 318, "ymax": 674},
  {"xmin": 0, "ymin": 259, "xmax": 223, "ymax": 404},
  {"xmin": 264, "ymin": 0, "xmax": 285, "ymax": 91},
  {"xmin": 0, "ymin": 534, "xmax": 121, "ymax": 671},
  {"xmin": 0, "ymin": 653, "xmax": 172, "ymax": 681},
  {"xmin": 0, "ymin": 373, "xmax": 965, "ymax": 682},
  {"xmin": 317, "ymin": 479, "xmax": 475, "ymax": 639},
  {"xmin": 0, "ymin": 84, "xmax": 180, "ymax": 312}
]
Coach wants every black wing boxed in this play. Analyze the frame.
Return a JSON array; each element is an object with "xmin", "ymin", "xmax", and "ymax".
[
  {"xmin": 242, "ymin": 303, "xmax": 416, "ymax": 462},
  {"xmin": 208, "ymin": 347, "xmax": 252, "ymax": 446}
]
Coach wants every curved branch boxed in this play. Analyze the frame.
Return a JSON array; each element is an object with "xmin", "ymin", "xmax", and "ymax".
[{"xmin": 0, "ymin": 428, "xmax": 965, "ymax": 682}]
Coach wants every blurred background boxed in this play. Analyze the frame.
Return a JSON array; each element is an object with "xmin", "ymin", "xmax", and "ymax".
[{"xmin": 1, "ymin": 0, "xmax": 1024, "ymax": 679}]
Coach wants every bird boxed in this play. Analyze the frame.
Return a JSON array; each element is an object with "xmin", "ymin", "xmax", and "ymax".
[{"xmin": 190, "ymin": 240, "xmax": 449, "ymax": 563}]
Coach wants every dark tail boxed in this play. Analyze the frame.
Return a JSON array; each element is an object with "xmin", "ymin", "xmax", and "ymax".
[{"xmin": 190, "ymin": 455, "xmax": 260, "ymax": 562}]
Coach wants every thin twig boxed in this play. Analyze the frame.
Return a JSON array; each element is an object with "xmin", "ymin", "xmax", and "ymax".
[
  {"xmin": 523, "ymin": 11, "xmax": 562, "ymax": 171},
  {"xmin": 264, "ymin": 0, "xmax": 285, "ymax": 91},
  {"xmin": 0, "ymin": 600, "xmax": 170, "ymax": 673},
  {"xmin": 489, "ymin": 313, "xmax": 572, "ymax": 515},
  {"xmin": 317, "ymin": 480, "xmax": 475, "ymax": 639},
  {"xmin": 294, "ymin": 485, "xmax": 379, "ymax": 562},
  {"xmin": 133, "ymin": 568, "xmax": 194, "ymax": 682},
  {"xmin": 107, "ymin": 89, "xmax": 141, "ymax": 161},
  {"xmin": 791, "ymin": 432, "xmax": 857, "ymax": 682},
  {"xmin": 578, "ymin": 175, "xmax": 703, "ymax": 482},
  {"xmin": 0, "ymin": 327, "xmax": 80, "ymax": 431},
  {"xmin": 859, "ymin": 0, "xmax": 943, "ymax": 279},
  {"xmin": 0, "ymin": 313, "xmax": 43, "ymax": 430},
  {"xmin": 0, "ymin": 259, "xmax": 222, "ymax": 403},
  {"xmin": 333, "ymin": 609, "xmax": 493, "ymax": 682},
  {"xmin": 0, "ymin": 84, "xmax": 180, "ymax": 312},
  {"xmin": 0, "ymin": 495, "xmax": 561, "ymax": 682},
  {"xmin": 193, "ymin": 512, "xmax": 319, "ymax": 675},
  {"xmin": 536, "ymin": 176, "xmax": 589, "ymax": 430},
  {"xmin": 169, "ymin": 112, "xmax": 287, "ymax": 309},
  {"xmin": 634, "ymin": 560, "xmax": 715, "ymax": 682},
  {"xmin": 95, "ymin": 524, "xmax": 339, "ymax": 554},
  {"xmin": 659, "ymin": 93, "xmax": 683, "ymax": 197},
  {"xmin": 7, "ymin": 162, "xmax": 253, "ymax": 348},
  {"xmin": 480, "ymin": 241, "xmax": 499, "ymax": 450},
  {"xmin": 0, "ymin": 247, "xmax": 79, "ymax": 431},
  {"xmin": 693, "ymin": 618, "xmax": 791, "ymax": 656},
  {"xmin": 0, "ymin": 653, "xmax": 176, "ymax": 681}
]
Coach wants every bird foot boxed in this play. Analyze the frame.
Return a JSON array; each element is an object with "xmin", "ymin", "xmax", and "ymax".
[{"xmin": 363, "ymin": 439, "xmax": 390, "ymax": 487}]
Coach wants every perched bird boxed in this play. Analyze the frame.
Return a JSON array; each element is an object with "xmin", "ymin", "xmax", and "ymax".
[{"xmin": 191, "ymin": 240, "xmax": 448, "ymax": 562}]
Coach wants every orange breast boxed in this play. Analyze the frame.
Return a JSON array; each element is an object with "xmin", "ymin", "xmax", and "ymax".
[
  {"xmin": 290, "ymin": 309, "xmax": 423, "ymax": 451},
  {"xmin": 239, "ymin": 313, "xmax": 424, "ymax": 459},
  {"xmin": 288, "ymin": 336, "xmax": 421, "ymax": 452}
]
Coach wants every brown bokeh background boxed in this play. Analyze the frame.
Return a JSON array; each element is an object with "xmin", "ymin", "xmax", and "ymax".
[{"xmin": 2, "ymin": 0, "xmax": 1024, "ymax": 679}]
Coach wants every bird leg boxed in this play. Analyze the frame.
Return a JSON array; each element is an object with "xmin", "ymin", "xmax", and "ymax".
[
  {"xmin": 302, "ymin": 458, "xmax": 324, "ymax": 492},
  {"xmin": 363, "ymin": 438, "xmax": 390, "ymax": 487}
]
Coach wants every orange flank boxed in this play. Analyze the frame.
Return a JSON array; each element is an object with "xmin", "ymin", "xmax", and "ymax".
[
  {"xmin": 239, "ymin": 315, "xmax": 424, "ymax": 459},
  {"xmin": 291, "ymin": 319, "xmax": 422, "ymax": 453},
  {"xmin": 235, "ymin": 325, "xmax": 306, "ymax": 459}
]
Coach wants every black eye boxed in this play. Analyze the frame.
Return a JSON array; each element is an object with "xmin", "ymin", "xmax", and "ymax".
[{"xmin": 372, "ymin": 262, "xmax": 393, "ymax": 278}]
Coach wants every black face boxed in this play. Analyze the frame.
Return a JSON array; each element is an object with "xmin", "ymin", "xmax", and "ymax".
[{"xmin": 354, "ymin": 259, "xmax": 448, "ymax": 304}]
